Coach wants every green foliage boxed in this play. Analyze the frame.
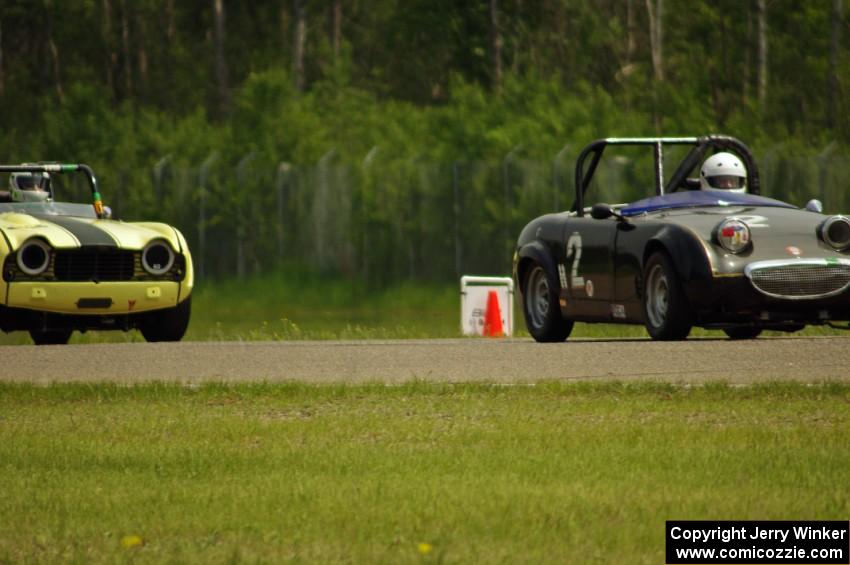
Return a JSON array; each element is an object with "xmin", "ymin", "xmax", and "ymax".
[{"xmin": 1, "ymin": 1, "xmax": 849, "ymax": 284}]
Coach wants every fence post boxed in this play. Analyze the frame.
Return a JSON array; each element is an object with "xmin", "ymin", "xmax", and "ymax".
[
  {"xmin": 361, "ymin": 146, "xmax": 379, "ymax": 282},
  {"xmin": 275, "ymin": 162, "xmax": 292, "ymax": 260},
  {"xmin": 818, "ymin": 141, "xmax": 837, "ymax": 206},
  {"xmin": 152, "ymin": 155, "xmax": 172, "ymax": 203},
  {"xmin": 235, "ymin": 151, "xmax": 256, "ymax": 279},
  {"xmin": 552, "ymin": 144, "xmax": 571, "ymax": 212},
  {"xmin": 314, "ymin": 149, "xmax": 337, "ymax": 271},
  {"xmin": 197, "ymin": 152, "xmax": 217, "ymax": 281},
  {"xmin": 503, "ymin": 144, "xmax": 523, "ymax": 271},
  {"xmin": 398, "ymin": 154, "xmax": 420, "ymax": 280},
  {"xmin": 453, "ymin": 161, "xmax": 462, "ymax": 277}
]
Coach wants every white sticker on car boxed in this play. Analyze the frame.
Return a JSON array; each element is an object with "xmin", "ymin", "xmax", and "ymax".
[{"xmin": 734, "ymin": 215, "xmax": 769, "ymax": 228}]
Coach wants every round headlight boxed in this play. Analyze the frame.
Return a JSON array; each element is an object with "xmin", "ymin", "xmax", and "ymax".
[
  {"xmin": 142, "ymin": 240, "xmax": 175, "ymax": 275},
  {"xmin": 821, "ymin": 216, "xmax": 850, "ymax": 251},
  {"xmin": 16, "ymin": 239, "xmax": 51, "ymax": 276},
  {"xmin": 716, "ymin": 218, "xmax": 751, "ymax": 254}
]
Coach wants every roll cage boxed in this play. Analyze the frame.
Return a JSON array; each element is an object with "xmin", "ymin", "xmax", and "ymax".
[
  {"xmin": 0, "ymin": 163, "xmax": 106, "ymax": 219},
  {"xmin": 572, "ymin": 135, "xmax": 761, "ymax": 216}
]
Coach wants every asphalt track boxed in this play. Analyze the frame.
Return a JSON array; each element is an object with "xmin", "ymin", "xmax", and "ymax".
[{"xmin": 0, "ymin": 336, "xmax": 848, "ymax": 384}]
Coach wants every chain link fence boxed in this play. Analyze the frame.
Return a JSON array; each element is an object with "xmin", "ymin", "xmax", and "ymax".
[{"xmin": 92, "ymin": 144, "xmax": 850, "ymax": 286}]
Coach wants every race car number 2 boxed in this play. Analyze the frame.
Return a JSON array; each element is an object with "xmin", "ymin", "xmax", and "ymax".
[{"xmin": 565, "ymin": 232, "xmax": 585, "ymax": 289}]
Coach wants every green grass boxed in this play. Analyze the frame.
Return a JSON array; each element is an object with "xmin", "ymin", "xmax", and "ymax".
[
  {"xmin": 0, "ymin": 268, "xmax": 848, "ymax": 344},
  {"xmin": 186, "ymin": 271, "xmax": 461, "ymax": 340},
  {"xmin": 1, "ymin": 382, "xmax": 849, "ymax": 563}
]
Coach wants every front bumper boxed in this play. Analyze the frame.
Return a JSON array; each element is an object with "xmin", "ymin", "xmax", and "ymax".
[
  {"xmin": 4, "ymin": 281, "xmax": 184, "ymax": 315},
  {"xmin": 686, "ymin": 275, "xmax": 850, "ymax": 326}
]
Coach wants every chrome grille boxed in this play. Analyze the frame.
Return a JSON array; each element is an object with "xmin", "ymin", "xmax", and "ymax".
[{"xmin": 746, "ymin": 260, "xmax": 850, "ymax": 299}]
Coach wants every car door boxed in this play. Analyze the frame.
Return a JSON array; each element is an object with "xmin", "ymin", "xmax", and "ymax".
[
  {"xmin": 611, "ymin": 220, "xmax": 649, "ymax": 323},
  {"xmin": 561, "ymin": 215, "xmax": 617, "ymax": 321}
]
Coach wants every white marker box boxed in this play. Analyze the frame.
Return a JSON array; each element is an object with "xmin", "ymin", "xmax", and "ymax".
[{"xmin": 460, "ymin": 275, "xmax": 514, "ymax": 337}]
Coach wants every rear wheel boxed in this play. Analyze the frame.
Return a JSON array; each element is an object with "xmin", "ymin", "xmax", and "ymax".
[
  {"xmin": 724, "ymin": 327, "xmax": 762, "ymax": 340},
  {"xmin": 642, "ymin": 252, "xmax": 693, "ymax": 340},
  {"xmin": 139, "ymin": 297, "xmax": 191, "ymax": 342},
  {"xmin": 29, "ymin": 329, "xmax": 72, "ymax": 345},
  {"xmin": 522, "ymin": 261, "xmax": 573, "ymax": 342}
]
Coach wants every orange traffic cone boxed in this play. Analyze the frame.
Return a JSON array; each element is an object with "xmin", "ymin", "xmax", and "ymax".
[{"xmin": 482, "ymin": 290, "xmax": 504, "ymax": 337}]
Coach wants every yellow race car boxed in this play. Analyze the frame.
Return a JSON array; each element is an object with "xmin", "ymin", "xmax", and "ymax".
[{"xmin": 0, "ymin": 163, "xmax": 193, "ymax": 344}]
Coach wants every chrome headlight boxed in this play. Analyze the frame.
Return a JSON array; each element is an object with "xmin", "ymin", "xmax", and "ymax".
[
  {"xmin": 820, "ymin": 216, "xmax": 850, "ymax": 251},
  {"xmin": 141, "ymin": 240, "xmax": 175, "ymax": 275},
  {"xmin": 715, "ymin": 218, "xmax": 751, "ymax": 254},
  {"xmin": 16, "ymin": 239, "xmax": 51, "ymax": 276}
]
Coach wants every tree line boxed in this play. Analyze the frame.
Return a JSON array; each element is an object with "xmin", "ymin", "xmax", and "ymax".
[
  {"xmin": 0, "ymin": 1, "xmax": 848, "ymax": 283},
  {"xmin": 1, "ymin": 1, "xmax": 847, "ymax": 137}
]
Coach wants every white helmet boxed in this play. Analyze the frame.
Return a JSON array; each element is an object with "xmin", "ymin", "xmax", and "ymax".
[
  {"xmin": 9, "ymin": 171, "xmax": 51, "ymax": 202},
  {"xmin": 700, "ymin": 152, "xmax": 747, "ymax": 193}
]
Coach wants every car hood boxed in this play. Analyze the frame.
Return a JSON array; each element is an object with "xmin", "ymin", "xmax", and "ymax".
[
  {"xmin": 633, "ymin": 204, "xmax": 845, "ymax": 273},
  {"xmin": 0, "ymin": 212, "xmax": 182, "ymax": 252}
]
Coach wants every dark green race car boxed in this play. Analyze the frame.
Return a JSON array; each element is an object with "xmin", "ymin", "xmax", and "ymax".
[{"xmin": 513, "ymin": 135, "xmax": 850, "ymax": 341}]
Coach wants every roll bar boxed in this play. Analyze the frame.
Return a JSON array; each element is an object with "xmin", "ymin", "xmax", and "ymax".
[
  {"xmin": 572, "ymin": 135, "xmax": 760, "ymax": 216},
  {"xmin": 0, "ymin": 163, "xmax": 105, "ymax": 218}
]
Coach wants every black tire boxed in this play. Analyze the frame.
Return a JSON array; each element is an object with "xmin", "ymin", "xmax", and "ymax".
[
  {"xmin": 29, "ymin": 329, "xmax": 72, "ymax": 345},
  {"xmin": 724, "ymin": 327, "xmax": 762, "ymax": 340},
  {"xmin": 642, "ymin": 252, "xmax": 693, "ymax": 340},
  {"xmin": 521, "ymin": 260, "xmax": 573, "ymax": 342},
  {"xmin": 139, "ymin": 297, "xmax": 191, "ymax": 342}
]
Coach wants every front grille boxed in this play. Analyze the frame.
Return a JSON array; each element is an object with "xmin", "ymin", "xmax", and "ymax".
[
  {"xmin": 4, "ymin": 247, "xmax": 186, "ymax": 282},
  {"xmin": 747, "ymin": 261, "xmax": 850, "ymax": 299},
  {"xmin": 54, "ymin": 249, "xmax": 136, "ymax": 281}
]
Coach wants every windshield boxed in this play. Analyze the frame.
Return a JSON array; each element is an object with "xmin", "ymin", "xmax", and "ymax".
[
  {"xmin": 0, "ymin": 201, "xmax": 97, "ymax": 218},
  {"xmin": 619, "ymin": 191, "xmax": 796, "ymax": 217},
  {"xmin": 582, "ymin": 144, "xmax": 694, "ymax": 204}
]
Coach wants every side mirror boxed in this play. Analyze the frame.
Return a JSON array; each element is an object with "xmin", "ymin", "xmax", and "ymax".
[
  {"xmin": 804, "ymin": 199, "xmax": 823, "ymax": 213},
  {"xmin": 591, "ymin": 203, "xmax": 630, "ymax": 225},
  {"xmin": 590, "ymin": 203, "xmax": 615, "ymax": 220}
]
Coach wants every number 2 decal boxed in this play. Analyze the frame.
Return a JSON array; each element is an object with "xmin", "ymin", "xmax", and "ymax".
[{"xmin": 566, "ymin": 232, "xmax": 584, "ymax": 289}]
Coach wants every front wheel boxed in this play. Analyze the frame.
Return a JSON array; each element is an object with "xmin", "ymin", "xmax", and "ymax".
[
  {"xmin": 642, "ymin": 252, "xmax": 693, "ymax": 341},
  {"xmin": 139, "ymin": 297, "xmax": 191, "ymax": 342},
  {"xmin": 522, "ymin": 261, "xmax": 573, "ymax": 342},
  {"xmin": 29, "ymin": 329, "xmax": 72, "ymax": 345}
]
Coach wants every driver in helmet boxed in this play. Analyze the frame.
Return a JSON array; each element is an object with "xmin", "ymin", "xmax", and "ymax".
[
  {"xmin": 9, "ymin": 171, "xmax": 52, "ymax": 202},
  {"xmin": 700, "ymin": 152, "xmax": 747, "ymax": 193}
]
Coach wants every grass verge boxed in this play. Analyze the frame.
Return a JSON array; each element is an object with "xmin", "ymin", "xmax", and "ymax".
[{"xmin": 1, "ymin": 381, "xmax": 848, "ymax": 563}]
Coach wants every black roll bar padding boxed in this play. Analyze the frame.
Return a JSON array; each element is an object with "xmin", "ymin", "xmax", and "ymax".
[
  {"xmin": 573, "ymin": 139, "xmax": 608, "ymax": 216},
  {"xmin": 76, "ymin": 164, "xmax": 100, "ymax": 197},
  {"xmin": 708, "ymin": 135, "xmax": 760, "ymax": 195},
  {"xmin": 664, "ymin": 144, "xmax": 712, "ymax": 194},
  {"xmin": 664, "ymin": 135, "xmax": 760, "ymax": 195}
]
